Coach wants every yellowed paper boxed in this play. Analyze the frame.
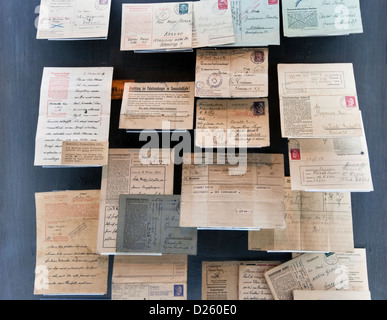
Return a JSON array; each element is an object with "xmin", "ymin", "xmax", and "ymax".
[
  {"xmin": 61, "ymin": 141, "xmax": 109, "ymax": 166},
  {"xmin": 192, "ymin": 0, "xmax": 235, "ymax": 48},
  {"xmin": 278, "ymin": 63, "xmax": 363, "ymax": 138},
  {"xmin": 112, "ymin": 255, "xmax": 187, "ymax": 300},
  {"xmin": 34, "ymin": 190, "xmax": 109, "ymax": 295},
  {"xmin": 195, "ymin": 98, "xmax": 270, "ymax": 148},
  {"xmin": 264, "ymin": 249, "xmax": 369, "ymax": 300},
  {"xmin": 121, "ymin": 2, "xmax": 193, "ymax": 51},
  {"xmin": 37, "ymin": 0, "xmax": 112, "ymax": 40},
  {"xmin": 195, "ymin": 48, "xmax": 269, "ymax": 98},
  {"xmin": 238, "ymin": 262, "xmax": 279, "ymax": 300},
  {"xmin": 119, "ymin": 82, "xmax": 195, "ymax": 130},
  {"xmin": 180, "ymin": 153, "xmax": 285, "ymax": 230},
  {"xmin": 96, "ymin": 149, "xmax": 175, "ymax": 254},
  {"xmin": 34, "ymin": 67, "xmax": 113, "ymax": 167},
  {"xmin": 293, "ymin": 290, "xmax": 371, "ymax": 300},
  {"xmin": 248, "ymin": 177, "xmax": 354, "ymax": 253},
  {"xmin": 288, "ymin": 132, "xmax": 373, "ymax": 192}
]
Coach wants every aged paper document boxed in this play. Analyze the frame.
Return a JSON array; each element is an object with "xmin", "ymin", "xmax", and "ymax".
[
  {"xmin": 119, "ymin": 82, "xmax": 195, "ymax": 130},
  {"xmin": 282, "ymin": 0, "xmax": 363, "ymax": 38},
  {"xmin": 96, "ymin": 149, "xmax": 174, "ymax": 255},
  {"xmin": 112, "ymin": 255, "xmax": 188, "ymax": 300},
  {"xmin": 248, "ymin": 177, "xmax": 354, "ymax": 253},
  {"xmin": 288, "ymin": 134, "xmax": 373, "ymax": 192},
  {"xmin": 192, "ymin": 0, "xmax": 235, "ymax": 48},
  {"xmin": 278, "ymin": 63, "xmax": 363, "ymax": 138},
  {"xmin": 195, "ymin": 98, "xmax": 270, "ymax": 148},
  {"xmin": 121, "ymin": 2, "xmax": 193, "ymax": 51},
  {"xmin": 34, "ymin": 190, "xmax": 109, "ymax": 295},
  {"xmin": 293, "ymin": 290, "xmax": 371, "ymax": 300},
  {"xmin": 202, "ymin": 261, "xmax": 279, "ymax": 300},
  {"xmin": 195, "ymin": 48, "xmax": 269, "ymax": 98},
  {"xmin": 37, "ymin": 0, "xmax": 112, "ymax": 40},
  {"xmin": 116, "ymin": 195, "xmax": 197, "ymax": 255},
  {"xmin": 265, "ymin": 249, "xmax": 369, "ymax": 300},
  {"xmin": 34, "ymin": 67, "xmax": 113, "ymax": 167},
  {"xmin": 180, "ymin": 153, "xmax": 285, "ymax": 230}
]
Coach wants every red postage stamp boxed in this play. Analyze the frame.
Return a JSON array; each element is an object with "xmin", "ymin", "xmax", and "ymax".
[
  {"xmin": 218, "ymin": 0, "xmax": 228, "ymax": 10},
  {"xmin": 268, "ymin": 0, "xmax": 278, "ymax": 5},
  {"xmin": 290, "ymin": 148, "xmax": 301, "ymax": 160}
]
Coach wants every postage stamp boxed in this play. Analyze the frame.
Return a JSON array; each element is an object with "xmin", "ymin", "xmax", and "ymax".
[
  {"xmin": 250, "ymin": 101, "xmax": 265, "ymax": 116},
  {"xmin": 251, "ymin": 50, "xmax": 265, "ymax": 64}
]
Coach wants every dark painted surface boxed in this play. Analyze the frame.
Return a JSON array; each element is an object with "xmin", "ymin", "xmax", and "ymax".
[{"xmin": 0, "ymin": 0, "xmax": 386, "ymax": 300}]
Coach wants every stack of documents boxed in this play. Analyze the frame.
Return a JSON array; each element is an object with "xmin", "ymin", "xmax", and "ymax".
[
  {"xmin": 278, "ymin": 63, "xmax": 373, "ymax": 192},
  {"xmin": 36, "ymin": 0, "xmax": 112, "ymax": 40},
  {"xmin": 120, "ymin": 0, "xmax": 280, "ymax": 52},
  {"xmin": 282, "ymin": 0, "xmax": 363, "ymax": 38}
]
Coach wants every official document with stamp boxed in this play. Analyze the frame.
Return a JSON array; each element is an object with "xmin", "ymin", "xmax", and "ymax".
[
  {"xmin": 201, "ymin": 261, "xmax": 279, "ymax": 300},
  {"xmin": 34, "ymin": 190, "xmax": 109, "ymax": 295},
  {"xmin": 192, "ymin": 0, "xmax": 235, "ymax": 48},
  {"xmin": 37, "ymin": 0, "xmax": 112, "ymax": 40},
  {"xmin": 112, "ymin": 255, "xmax": 188, "ymax": 300},
  {"xmin": 96, "ymin": 149, "xmax": 174, "ymax": 255},
  {"xmin": 288, "ymin": 133, "xmax": 374, "ymax": 192},
  {"xmin": 264, "ymin": 249, "xmax": 370, "ymax": 300},
  {"xmin": 195, "ymin": 98, "xmax": 270, "ymax": 148},
  {"xmin": 121, "ymin": 2, "xmax": 193, "ymax": 51},
  {"xmin": 195, "ymin": 48, "xmax": 269, "ymax": 98},
  {"xmin": 34, "ymin": 67, "xmax": 113, "ymax": 167},
  {"xmin": 278, "ymin": 63, "xmax": 364, "ymax": 139},
  {"xmin": 180, "ymin": 153, "xmax": 285, "ymax": 230},
  {"xmin": 282, "ymin": 0, "xmax": 363, "ymax": 37},
  {"xmin": 116, "ymin": 195, "xmax": 197, "ymax": 255},
  {"xmin": 248, "ymin": 177, "xmax": 354, "ymax": 253},
  {"xmin": 119, "ymin": 82, "xmax": 195, "ymax": 130}
]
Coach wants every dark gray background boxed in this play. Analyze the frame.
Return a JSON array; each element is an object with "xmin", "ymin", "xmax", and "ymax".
[{"xmin": 0, "ymin": 0, "xmax": 386, "ymax": 300}]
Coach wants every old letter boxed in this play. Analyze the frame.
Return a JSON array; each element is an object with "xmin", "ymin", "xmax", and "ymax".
[
  {"xmin": 121, "ymin": 2, "xmax": 193, "ymax": 51},
  {"xmin": 34, "ymin": 67, "xmax": 113, "ymax": 167},
  {"xmin": 96, "ymin": 149, "xmax": 174, "ymax": 254},
  {"xmin": 282, "ymin": 0, "xmax": 363, "ymax": 37},
  {"xmin": 119, "ymin": 82, "xmax": 195, "ymax": 130},
  {"xmin": 278, "ymin": 63, "xmax": 363, "ymax": 138},
  {"xmin": 37, "ymin": 0, "xmax": 112, "ymax": 40},
  {"xmin": 180, "ymin": 153, "xmax": 285, "ymax": 230},
  {"xmin": 195, "ymin": 48, "xmax": 269, "ymax": 98},
  {"xmin": 34, "ymin": 190, "xmax": 109, "ymax": 295},
  {"xmin": 116, "ymin": 195, "xmax": 197, "ymax": 255},
  {"xmin": 195, "ymin": 98, "xmax": 270, "ymax": 148},
  {"xmin": 112, "ymin": 255, "xmax": 188, "ymax": 300},
  {"xmin": 248, "ymin": 177, "xmax": 354, "ymax": 252}
]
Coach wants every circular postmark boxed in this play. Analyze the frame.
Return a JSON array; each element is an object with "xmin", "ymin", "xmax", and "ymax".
[
  {"xmin": 95, "ymin": 0, "xmax": 109, "ymax": 10},
  {"xmin": 212, "ymin": 3, "xmax": 227, "ymax": 15},
  {"xmin": 196, "ymin": 81, "xmax": 204, "ymax": 90},
  {"xmin": 250, "ymin": 50, "xmax": 265, "ymax": 64},
  {"xmin": 155, "ymin": 7, "xmax": 171, "ymax": 21},
  {"xmin": 324, "ymin": 253, "xmax": 339, "ymax": 265},
  {"xmin": 207, "ymin": 73, "xmax": 223, "ymax": 89}
]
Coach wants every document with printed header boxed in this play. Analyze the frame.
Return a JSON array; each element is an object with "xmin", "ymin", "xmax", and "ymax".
[
  {"xmin": 37, "ymin": 0, "xmax": 112, "ymax": 40},
  {"xmin": 180, "ymin": 153, "xmax": 285, "ymax": 230},
  {"xmin": 195, "ymin": 98, "xmax": 270, "ymax": 148},
  {"xmin": 34, "ymin": 67, "xmax": 113, "ymax": 167},
  {"xmin": 112, "ymin": 255, "xmax": 188, "ymax": 300},
  {"xmin": 248, "ymin": 177, "xmax": 354, "ymax": 253},
  {"xmin": 119, "ymin": 82, "xmax": 195, "ymax": 130},
  {"xmin": 34, "ymin": 190, "xmax": 109, "ymax": 295},
  {"xmin": 282, "ymin": 0, "xmax": 363, "ymax": 37},
  {"xmin": 195, "ymin": 48, "xmax": 269, "ymax": 98},
  {"xmin": 121, "ymin": 2, "xmax": 193, "ymax": 51},
  {"xmin": 96, "ymin": 149, "xmax": 175, "ymax": 255},
  {"xmin": 278, "ymin": 63, "xmax": 364, "ymax": 139}
]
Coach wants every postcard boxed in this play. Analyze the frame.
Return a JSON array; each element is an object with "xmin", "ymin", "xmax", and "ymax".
[
  {"xmin": 37, "ymin": 0, "xmax": 112, "ymax": 40},
  {"xmin": 195, "ymin": 48, "xmax": 269, "ymax": 98}
]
